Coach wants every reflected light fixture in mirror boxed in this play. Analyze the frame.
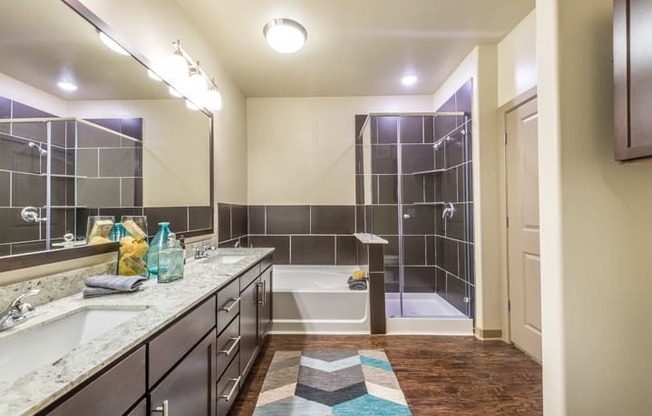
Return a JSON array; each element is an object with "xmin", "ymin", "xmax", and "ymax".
[
  {"xmin": 401, "ymin": 75, "xmax": 418, "ymax": 86},
  {"xmin": 98, "ymin": 31, "xmax": 129, "ymax": 56},
  {"xmin": 263, "ymin": 18, "xmax": 308, "ymax": 54}
]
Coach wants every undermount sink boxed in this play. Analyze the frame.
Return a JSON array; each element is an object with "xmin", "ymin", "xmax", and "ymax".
[
  {"xmin": 0, "ymin": 307, "xmax": 145, "ymax": 385},
  {"xmin": 202, "ymin": 255, "xmax": 246, "ymax": 265}
]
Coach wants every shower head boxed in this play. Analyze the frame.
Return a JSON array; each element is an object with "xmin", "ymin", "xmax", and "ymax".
[{"xmin": 28, "ymin": 141, "xmax": 48, "ymax": 156}]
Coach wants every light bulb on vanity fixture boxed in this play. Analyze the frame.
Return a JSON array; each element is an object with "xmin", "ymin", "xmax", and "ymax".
[
  {"xmin": 168, "ymin": 40, "xmax": 189, "ymax": 82},
  {"xmin": 164, "ymin": 39, "xmax": 224, "ymax": 112},
  {"xmin": 98, "ymin": 31, "xmax": 129, "ymax": 56},
  {"xmin": 263, "ymin": 18, "xmax": 307, "ymax": 54}
]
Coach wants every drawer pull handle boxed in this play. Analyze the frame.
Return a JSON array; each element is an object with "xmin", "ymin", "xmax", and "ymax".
[
  {"xmin": 152, "ymin": 399, "xmax": 169, "ymax": 416},
  {"xmin": 219, "ymin": 376, "xmax": 241, "ymax": 402},
  {"xmin": 219, "ymin": 335, "xmax": 241, "ymax": 356},
  {"xmin": 219, "ymin": 297, "xmax": 241, "ymax": 312},
  {"xmin": 263, "ymin": 279, "xmax": 267, "ymax": 305}
]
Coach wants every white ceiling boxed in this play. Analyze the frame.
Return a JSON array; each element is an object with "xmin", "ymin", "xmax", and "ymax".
[
  {"xmin": 0, "ymin": 1, "xmax": 169, "ymax": 101},
  {"xmin": 176, "ymin": 0, "xmax": 535, "ymax": 97}
]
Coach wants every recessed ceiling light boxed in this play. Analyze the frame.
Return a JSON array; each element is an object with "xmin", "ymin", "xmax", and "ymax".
[
  {"xmin": 99, "ymin": 32, "xmax": 129, "ymax": 56},
  {"xmin": 263, "ymin": 18, "xmax": 308, "ymax": 54},
  {"xmin": 401, "ymin": 75, "xmax": 418, "ymax": 86},
  {"xmin": 57, "ymin": 81, "xmax": 77, "ymax": 92}
]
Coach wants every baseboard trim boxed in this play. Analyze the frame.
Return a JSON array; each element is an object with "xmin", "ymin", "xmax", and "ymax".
[{"xmin": 474, "ymin": 328, "xmax": 503, "ymax": 340}]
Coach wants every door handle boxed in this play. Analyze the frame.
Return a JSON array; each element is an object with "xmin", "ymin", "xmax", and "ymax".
[
  {"xmin": 219, "ymin": 336, "xmax": 241, "ymax": 356},
  {"xmin": 152, "ymin": 399, "xmax": 169, "ymax": 416},
  {"xmin": 263, "ymin": 279, "xmax": 267, "ymax": 305},
  {"xmin": 256, "ymin": 282, "xmax": 263, "ymax": 305},
  {"xmin": 219, "ymin": 297, "xmax": 241, "ymax": 313}
]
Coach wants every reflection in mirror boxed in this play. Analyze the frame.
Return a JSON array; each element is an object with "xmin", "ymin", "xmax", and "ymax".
[{"xmin": 0, "ymin": 0, "xmax": 213, "ymax": 262}]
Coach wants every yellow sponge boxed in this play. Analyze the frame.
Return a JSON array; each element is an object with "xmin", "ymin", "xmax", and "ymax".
[{"xmin": 351, "ymin": 270, "xmax": 365, "ymax": 281}]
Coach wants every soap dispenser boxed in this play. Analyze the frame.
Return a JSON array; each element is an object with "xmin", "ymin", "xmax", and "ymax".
[{"xmin": 157, "ymin": 233, "xmax": 184, "ymax": 283}]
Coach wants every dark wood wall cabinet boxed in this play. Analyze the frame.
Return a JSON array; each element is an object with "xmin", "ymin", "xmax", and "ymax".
[
  {"xmin": 40, "ymin": 255, "xmax": 273, "ymax": 416},
  {"xmin": 614, "ymin": 0, "xmax": 652, "ymax": 161}
]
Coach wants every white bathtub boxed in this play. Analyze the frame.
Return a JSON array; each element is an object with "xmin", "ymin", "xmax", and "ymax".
[{"xmin": 271, "ymin": 265, "xmax": 370, "ymax": 334}]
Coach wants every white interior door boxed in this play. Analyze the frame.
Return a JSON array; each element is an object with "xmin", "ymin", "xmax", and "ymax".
[{"xmin": 506, "ymin": 97, "xmax": 542, "ymax": 361}]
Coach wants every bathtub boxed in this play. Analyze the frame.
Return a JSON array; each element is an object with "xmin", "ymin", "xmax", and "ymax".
[{"xmin": 271, "ymin": 265, "xmax": 370, "ymax": 334}]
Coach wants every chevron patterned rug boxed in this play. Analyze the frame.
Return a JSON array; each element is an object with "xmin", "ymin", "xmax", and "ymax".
[{"xmin": 253, "ymin": 350, "xmax": 412, "ymax": 416}]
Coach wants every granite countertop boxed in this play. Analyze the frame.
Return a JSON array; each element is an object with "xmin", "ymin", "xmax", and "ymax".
[{"xmin": 0, "ymin": 247, "xmax": 273, "ymax": 416}]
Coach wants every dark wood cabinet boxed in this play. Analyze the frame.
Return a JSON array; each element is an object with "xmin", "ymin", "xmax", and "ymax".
[
  {"xmin": 239, "ymin": 275, "xmax": 260, "ymax": 380},
  {"xmin": 259, "ymin": 266, "xmax": 273, "ymax": 342},
  {"xmin": 45, "ymin": 347, "xmax": 146, "ymax": 416},
  {"xmin": 614, "ymin": 0, "xmax": 652, "ymax": 160},
  {"xmin": 149, "ymin": 330, "xmax": 216, "ymax": 416}
]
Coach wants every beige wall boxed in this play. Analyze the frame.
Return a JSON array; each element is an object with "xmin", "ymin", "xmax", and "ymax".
[
  {"xmin": 538, "ymin": 0, "xmax": 652, "ymax": 414},
  {"xmin": 69, "ymin": 99, "xmax": 211, "ymax": 207},
  {"xmin": 431, "ymin": 46, "xmax": 502, "ymax": 335},
  {"xmin": 0, "ymin": 73, "xmax": 69, "ymax": 116},
  {"xmin": 497, "ymin": 10, "xmax": 537, "ymax": 106},
  {"xmin": 247, "ymin": 95, "xmax": 433, "ymax": 205},
  {"xmin": 80, "ymin": 0, "xmax": 248, "ymax": 205}
]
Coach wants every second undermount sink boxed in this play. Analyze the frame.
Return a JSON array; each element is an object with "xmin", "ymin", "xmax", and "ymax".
[
  {"xmin": 202, "ymin": 255, "xmax": 246, "ymax": 265},
  {"xmin": 0, "ymin": 307, "xmax": 145, "ymax": 385}
]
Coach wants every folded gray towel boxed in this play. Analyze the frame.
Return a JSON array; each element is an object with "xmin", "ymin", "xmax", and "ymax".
[
  {"xmin": 83, "ymin": 275, "xmax": 146, "ymax": 298},
  {"xmin": 347, "ymin": 276, "xmax": 368, "ymax": 291}
]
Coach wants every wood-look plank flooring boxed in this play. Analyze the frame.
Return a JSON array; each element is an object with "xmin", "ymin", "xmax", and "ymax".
[{"xmin": 230, "ymin": 335, "xmax": 542, "ymax": 416}]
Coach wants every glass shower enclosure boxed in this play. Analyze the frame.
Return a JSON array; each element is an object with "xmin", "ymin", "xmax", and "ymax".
[
  {"xmin": 356, "ymin": 112, "xmax": 474, "ymax": 319},
  {"xmin": 0, "ymin": 116, "xmax": 142, "ymax": 255}
]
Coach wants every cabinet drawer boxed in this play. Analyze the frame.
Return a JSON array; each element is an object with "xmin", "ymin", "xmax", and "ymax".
[
  {"xmin": 149, "ymin": 296, "xmax": 216, "ymax": 387},
  {"xmin": 125, "ymin": 399, "xmax": 146, "ymax": 416},
  {"xmin": 216, "ymin": 352, "xmax": 241, "ymax": 416},
  {"xmin": 240, "ymin": 263, "xmax": 260, "ymax": 292},
  {"xmin": 216, "ymin": 314, "xmax": 240, "ymax": 378},
  {"xmin": 46, "ymin": 346, "xmax": 146, "ymax": 416},
  {"xmin": 217, "ymin": 278, "xmax": 240, "ymax": 335}
]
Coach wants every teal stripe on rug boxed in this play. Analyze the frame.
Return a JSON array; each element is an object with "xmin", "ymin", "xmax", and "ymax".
[
  {"xmin": 332, "ymin": 394, "xmax": 411, "ymax": 416},
  {"xmin": 360, "ymin": 355, "xmax": 393, "ymax": 372}
]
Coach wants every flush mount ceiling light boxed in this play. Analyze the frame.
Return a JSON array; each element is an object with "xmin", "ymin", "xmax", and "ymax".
[
  {"xmin": 263, "ymin": 18, "xmax": 308, "ymax": 54},
  {"xmin": 401, "ymin": 75, "xmax": 418, "ymax": 86},
  {"xmin": 57, "ymin": 80, "xmax": 77, "ymax": 92},
  {"xmin": 98, "ymin": 31, "xmax": 129, "ymax": 56}
]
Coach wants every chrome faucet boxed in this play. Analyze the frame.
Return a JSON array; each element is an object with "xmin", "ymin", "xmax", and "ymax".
[
  {"xmin": 194, "ymin": 244, "xmax": 215, "ymax": 259},
  {"xmin": 234, "ymin": 239, "xmax": 241, "ymax": 248},
  {"xmin": 0, "ymin": 289, "xmax": 40, "ymax": 332}
]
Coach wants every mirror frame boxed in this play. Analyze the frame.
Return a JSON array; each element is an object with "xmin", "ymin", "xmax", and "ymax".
[{"xmin": 0, "ymin": 0, "xmax": 215, "ymax": 273}]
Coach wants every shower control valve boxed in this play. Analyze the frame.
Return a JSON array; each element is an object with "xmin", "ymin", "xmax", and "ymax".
[{"xmin": 20, "ymin": 206, "xmax": 47, "ymax": 223}]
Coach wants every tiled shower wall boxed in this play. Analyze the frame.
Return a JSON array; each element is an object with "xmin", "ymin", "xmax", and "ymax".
[
  {"xmin": 0, "ymin": 96, "xmax": 212, "ymax": 253},
  {"xmin": 354, "ymin": 80, "xmax": 475, "ymax": 316}
]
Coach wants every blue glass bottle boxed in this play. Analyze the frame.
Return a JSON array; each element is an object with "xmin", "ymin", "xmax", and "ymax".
[{"xmin": 147, "ymin": 222, "xmax": 171, "ymax": 278}]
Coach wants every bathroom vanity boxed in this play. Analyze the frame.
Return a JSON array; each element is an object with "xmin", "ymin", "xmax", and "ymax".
[{"xmin": 0, "ymin": 248, "xmax": 273, "ymax": 416}]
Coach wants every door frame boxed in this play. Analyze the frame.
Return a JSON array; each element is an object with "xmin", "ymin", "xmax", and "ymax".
[{"xmin": 496, "ymin": 86, "xmax": 537, "ymax": 344}]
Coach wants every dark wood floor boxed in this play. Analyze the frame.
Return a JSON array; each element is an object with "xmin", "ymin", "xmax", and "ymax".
[{"xmin": 230, "ymin": 335, "xmax": 542, "ymax": 416}]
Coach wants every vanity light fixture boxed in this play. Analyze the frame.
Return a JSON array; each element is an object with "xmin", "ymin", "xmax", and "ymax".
[
  {"xmin": 165, "ymin": 39, "xmax": 223, "ymax": 111},
  {"xmin": 168, "ymin": 40, "xmax": 189, "ymax": 82},
  {"xmin": 263, "ymin": 18, "xmax": 308, "ymax": 54},
  {"xmin": 98, "ymin": 31, "xmax": 129, "ymax": 56},
  {"xmin": 57, "ymin": 80, "xmax": 78, "ymax": 92},
  {"xmin": 401, "ymin": 75, "xmax": 418, "ymax": 86}
]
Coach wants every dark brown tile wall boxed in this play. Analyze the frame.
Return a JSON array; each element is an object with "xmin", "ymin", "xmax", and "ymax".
[
  {"xmin": 217, "ymin": 202, "xmax": 248, "ymax": 247},
  {"xmin": 354, "ymin": 79, "xmax": 475, "ymax": 317},
  {"xmin": 245, "ymin": 205, "xmax": 360, "ymax": 265}
]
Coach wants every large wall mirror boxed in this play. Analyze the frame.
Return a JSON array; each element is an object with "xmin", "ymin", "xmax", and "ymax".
[{"xmin": 0, "ymin": 0, "xmax": 213, "ymax": 272}]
